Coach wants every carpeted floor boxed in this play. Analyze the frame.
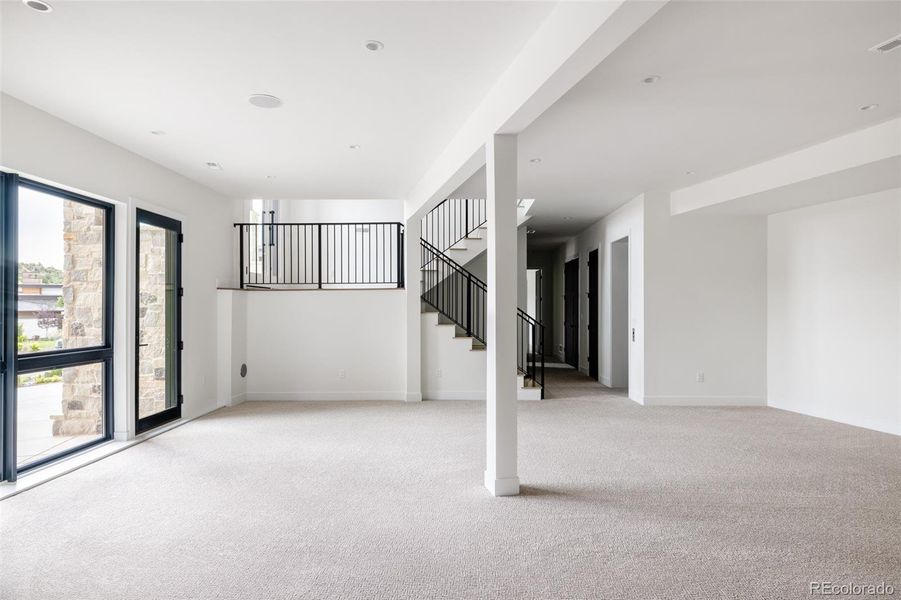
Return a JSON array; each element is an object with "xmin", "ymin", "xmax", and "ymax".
[{"xmin": 1, "ymin": 368, "xmax": 899, "ymax": 600}]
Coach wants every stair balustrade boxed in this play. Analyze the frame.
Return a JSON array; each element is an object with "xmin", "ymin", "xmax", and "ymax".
[
  {"xmin": 420, "ymin": 238, "xmax": 544, "ymax": 395},
  {"xmin": 233, "ymin": 221, "xmax": 404, "ymax": 289},
  {"xmin": 421, "ymin": 198, "xmax": 486, "ymax": 253}
]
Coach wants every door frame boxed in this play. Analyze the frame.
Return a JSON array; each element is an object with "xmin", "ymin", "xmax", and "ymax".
[
  {"xmin": 563, "ymin": 257, "xmax": 579, "ymax": 368},
  {"xmin": 134, "ymin": 208, "xmax": 183, "ymax": 434},
  {"xmin": 611, "ymin": 236, "xmax": 630, "ymax": 390},
  {"xmin": 587, "ymin": 249, "xmax": 599, "ymax": 380}
]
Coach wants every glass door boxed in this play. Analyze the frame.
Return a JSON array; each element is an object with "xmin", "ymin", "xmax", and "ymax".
[{"xmin": 135, "ymin": 209, "xmax": 182, "ymax": 434}]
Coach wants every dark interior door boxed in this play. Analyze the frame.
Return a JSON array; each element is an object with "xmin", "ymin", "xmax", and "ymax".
[
  {"xmin": 587, "ymin": 249, "xmax": 599, "ymax": 380},
  {"xmin": 564, "ymin": 258, "xmax": 579, "ymax": 368}
]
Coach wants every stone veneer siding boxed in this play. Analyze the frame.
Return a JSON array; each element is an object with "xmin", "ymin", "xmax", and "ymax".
[
  {"xmin": 53, "ymin": 201, "xmax": 105, "ymax": 436},
  {"xmin": 137, "ymin": 225, "xmax": 169, "ymax": 419}
]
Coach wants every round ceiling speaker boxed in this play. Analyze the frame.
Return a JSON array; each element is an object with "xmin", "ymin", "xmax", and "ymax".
[{"xmin": 248, "ymin": 94, "xmax": 283, "ymax": 109}]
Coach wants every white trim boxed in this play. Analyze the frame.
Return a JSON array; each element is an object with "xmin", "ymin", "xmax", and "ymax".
[
  {"xmin": 424, "ymin": 391, "xmax": 487, "ymax": 401},
  {"xmin": 0, "ymin": 406, "xmax": 221, "ymax": 501},
  {"xmin": 245, "ymin": 391, "xmax": 407, "ymax": 401},
  {"xmin": 768, "ymin": 405, "xmax": 901, "ymax": 437},
  {"xmin": 599, "ymin": 375, "xmax": 612, "ymax": 387},
  {"xmin": 642, "ymin": 395, "xmax": 766, "ymax": 407},
  {"xmin": 484, "ymin": 473, "xmax": 520, "ymax": 497},
  {"xmin": 229, "ymin": 392, "xmax": 247, "ymax": 406},
  {"xmin": 405, "ymin": 392, "xmax": 423, "ymax": 402}
]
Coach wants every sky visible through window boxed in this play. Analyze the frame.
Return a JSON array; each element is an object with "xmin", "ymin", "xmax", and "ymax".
[{"xmin": 18, "ymin": 186, "xmax": 64, "ymax": 268}]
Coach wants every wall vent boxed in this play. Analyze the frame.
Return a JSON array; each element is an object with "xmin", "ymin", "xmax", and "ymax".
[{"xmin": 869, "ymin": 34, "xmax": 901, "ymax": 54}]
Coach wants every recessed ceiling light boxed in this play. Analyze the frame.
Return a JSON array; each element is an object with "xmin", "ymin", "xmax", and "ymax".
[
  {"xmin": 365, "ymin": 40, "xmax": 384, "ymax": 52},
  {"xmin": 563, "ymin": 216, "xmax": 572, "ymax": 221},
  {"xmin": 529, "ymin": 158, "xmax": 542, "ymax": 164},
  {"xmin": 859, "ymin": 103, "xmax": 879, "ymax": 111},
  {"xmin": 23, "ymin": 0, "xmax": 53, "ymax": 12},
  {"xmin": 349, "ymin": 144, "xmax": 361, "ymax": 150},
  {"xmin": 685, "ymin": 170, "xmax": 695, "ymax": 175},
  {"xmin": 150, "ymin": 130, "xmax": 166, "ymax": 136},
  {"xmin": 266, "ymin": 175, "xmax": 276, "ymax": 180},
  {"xmin": 205, "ymin": 162, "xmax": 223, "ymax": 171},
  {"xmin": 869, "ymin": 34, "xmax": 901, "ymax": 54},
  {"xmin": 248, "ymin": 94, "xmax": 283, "ymax": 109},
  {"xmin": 642, "ymin": 75, "xmax": 661, "ymax": 84}
]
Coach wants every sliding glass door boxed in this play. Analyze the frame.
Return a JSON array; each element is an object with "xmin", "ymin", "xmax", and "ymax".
[
  {"xmin": 135, "ymin": 209, "xmax": 182, "ymax": 434},
  {"xmin": 0, "ymin": 173, "xmax": 114, "ymax": 481}
]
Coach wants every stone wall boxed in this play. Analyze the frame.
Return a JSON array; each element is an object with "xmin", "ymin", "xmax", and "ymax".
[
  {"xmin": 53, "ymin": 200, "xmax": 105, "ymax": 436},
  {"xmin": 137, "ymin": 225, "xmax": 169, "ymax": 419}
]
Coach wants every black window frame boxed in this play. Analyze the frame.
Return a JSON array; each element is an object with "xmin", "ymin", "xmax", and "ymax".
[{"xmin": 0, "ymin": 172, "xmax": 115, "ymax": 482}]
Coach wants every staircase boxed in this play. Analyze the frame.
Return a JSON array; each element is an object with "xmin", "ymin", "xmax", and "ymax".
[{"xmin": 420, "ymin": 198, "xmax": 544, "ymax": 400}]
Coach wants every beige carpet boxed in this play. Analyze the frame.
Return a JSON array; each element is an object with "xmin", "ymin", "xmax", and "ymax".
[{"xmin": 1, "ymin": 368, "xmax": 899, "ymax": 600}]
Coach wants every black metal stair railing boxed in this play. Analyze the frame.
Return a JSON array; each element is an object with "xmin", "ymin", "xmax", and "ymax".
[
  {"xmin": 233, "ymin": 222, "xmax": 404, "ymax": 289},
  {"xmin": 421, "ymin": 238, "xmax": 486, "ymax": 344},
  {"xmin": 517, "ymin": 308, "xmax": 545, "ymax": 393},
  {"xmin": 422, "ymin": 198, "xmax": 486, "ymax": 253},
  {"xmin": 421, "ymin": 238, "xmax": 544, "ymax": 395}
]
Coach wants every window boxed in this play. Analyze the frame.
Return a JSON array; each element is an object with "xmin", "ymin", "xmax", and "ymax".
[{"xmin": 1, "ymin": 173, "xmax": 114, "ymax": 481}]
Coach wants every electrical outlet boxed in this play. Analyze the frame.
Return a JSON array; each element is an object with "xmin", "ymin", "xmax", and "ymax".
[
  {"xmin": 338, "ymin": 369, "xmax": 346, "ymax": 380},
  {"xmin": 437, "ymin": 368, "xmax": 443, "ymax": 378},
  {"xmin": 696, "ymin": 371, "xmax": 705, "ymax": 383}
]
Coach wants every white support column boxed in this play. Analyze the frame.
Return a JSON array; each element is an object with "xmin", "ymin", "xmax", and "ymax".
[
  {"xmin": 484, "ymin": 134, "xmax": 519, "ymax": 496},
  {"xmin": 404, "ymin": 215, "xmax": 422, "ymax": 402}
]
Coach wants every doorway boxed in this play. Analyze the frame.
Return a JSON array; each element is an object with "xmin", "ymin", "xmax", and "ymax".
[
  {"xmin": 564, "ymin": 258, "xmax": 579, "ymax": 368},
  {"xmin": 611, "ymin": 237, "xmax": 629, "ymax": 389},
  {"xmin": 587, "ymin": 249, "xmax": 599, "ymax": 380},
  {"xmin": 135, "ymin": 209, "xmax": 182, "ymax": 434}
]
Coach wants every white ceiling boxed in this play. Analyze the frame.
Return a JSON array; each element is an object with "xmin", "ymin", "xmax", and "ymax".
[
  {"xmin": 451, "ymin": 0, "xmax": 901, "ymax": 248},
  {"xmin": 1, "ymin": 0, "xmax": 555, "ymax": 200}
]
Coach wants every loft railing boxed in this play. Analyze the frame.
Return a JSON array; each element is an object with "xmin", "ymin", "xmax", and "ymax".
[
  {"xmin": 422, "ymin": 198, "xmax": 486, "ymax": 253},
  {"xmin": 421, "ymin": 239, "xmax": 544, "ymax": 395},
  {"xmin": 233, "ymin": 222, "xmax": 404, "ymax": 289}
]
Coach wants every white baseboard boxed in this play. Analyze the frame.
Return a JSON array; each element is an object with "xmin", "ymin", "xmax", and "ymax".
[
  {"xmin": 768, "ymin": 404, "xmax": 901, "ymax": 436},
  {"xmin": 246, "ymin": 391, "xmax": 407, "ymax": 401},
  {"xmin": 484, "ymin": 472, "xmax": 520, "ymax": 497},
  {"xmin": 599, "ymin": 376, "xmax": 612, "ymax": 387},
  {"xmin": 405, "ymin": 392, "xmax": 423, "ymax": 402},
  {"xmin": 642, "ymin": 395, "xmax": 766, "ymax": 407},
  {"xmin": 423, "ymin": 390, "xmax": 486, "ymax": 401},
  {"xmin": 229, "ymin": 392, "xmax": 247, "ymax": 406}
]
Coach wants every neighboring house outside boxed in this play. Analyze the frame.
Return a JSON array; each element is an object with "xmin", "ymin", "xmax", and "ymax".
[{"xmin": 18, "ymin": 279, "xmax": 63, "ymax": 339}]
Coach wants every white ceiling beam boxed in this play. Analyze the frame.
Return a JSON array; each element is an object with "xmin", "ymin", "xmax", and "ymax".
[
  {"xmin": 671, "ymin": 118, "xmax": 901, "ymax": 216},
  {"xmin": 404, "ymin": 0, "xmax": 668, "ymax": 220}
]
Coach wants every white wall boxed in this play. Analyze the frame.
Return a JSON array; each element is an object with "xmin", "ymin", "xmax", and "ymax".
[
  {"xmin": 643, "ymin": 191, "xmax": 768, "ymax": 406},
  {"xmin": 554, "ymin": 194, "xmax": 645, "ymax": 402},
  {"xmin": 243, "ymin": 290, "xmax": 406, "ymax": 400},
  {"xmin": 239, "ymin": 198, "xmax": 403, "ymax": 223},
  {"xmin": 421, "ymin": 313, "xmax": 487, "ymax": 400},
  {"xmin": 216, "ymin": 290, "xmax": 247, "ymax": 407},
  {"xmin": 1, "ymin": 93, "xmax": 233, "ymax": 436},
  {"xmin": 768, "ymin": 188, "xmax": 901, "ymax": 435}
]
